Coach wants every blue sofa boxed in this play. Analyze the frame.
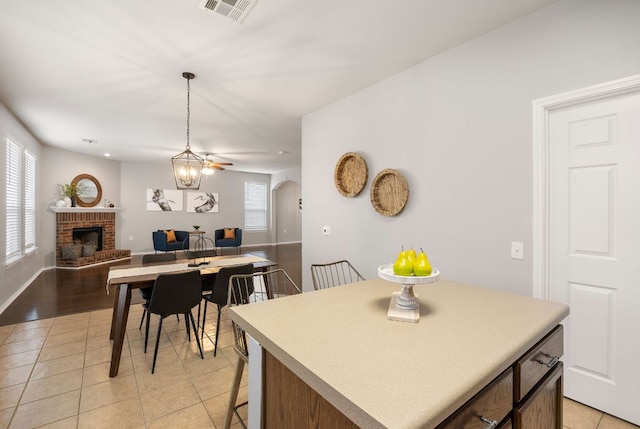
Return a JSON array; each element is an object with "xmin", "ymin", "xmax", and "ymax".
[
  {"xmin": 214, "ymin": 228, "xmax": 242, "ymax": 255},
  {"xmin": 153, "ymin": 230, "xmax": 189, "ymax": 253}
]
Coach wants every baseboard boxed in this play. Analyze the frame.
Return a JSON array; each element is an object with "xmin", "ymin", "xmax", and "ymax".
[{"xmin": 0, "ymin": 267, "xmax": 47, "ymax": 316}]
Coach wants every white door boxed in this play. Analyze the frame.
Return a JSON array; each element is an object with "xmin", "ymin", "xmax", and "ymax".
[{"xmin": 549, "ymin": 90, "xmax": 640, "ymax": 425}]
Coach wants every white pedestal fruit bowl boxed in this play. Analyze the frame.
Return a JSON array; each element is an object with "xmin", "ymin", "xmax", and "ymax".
[{"xmin": 378, "ymin": 264, "xmax": 440, "ymax": 323}]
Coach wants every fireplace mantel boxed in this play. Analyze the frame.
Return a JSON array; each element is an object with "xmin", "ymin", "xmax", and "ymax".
[{"xmin": 50, "ymin": 206, "xmax": 122, "ymax": 213}]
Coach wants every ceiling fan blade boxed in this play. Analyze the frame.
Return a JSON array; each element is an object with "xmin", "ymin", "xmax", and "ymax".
[
  {"xmin": 213, "ymin": 165, "xmax": 226, "ymax": 170},
  {"xmin": 213, "ymin": 162, "xmax": 233, "ymax": 166}
]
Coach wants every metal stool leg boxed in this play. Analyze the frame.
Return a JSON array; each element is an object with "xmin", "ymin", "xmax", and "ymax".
[{"xmin": 224, "ymin": 355, "xmax": 246, "ymax": 429}]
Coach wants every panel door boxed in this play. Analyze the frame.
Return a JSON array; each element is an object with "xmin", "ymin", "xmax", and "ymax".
[{"xmin": 549, "ymin": 91, "xmax": 640, "ymax": 425}]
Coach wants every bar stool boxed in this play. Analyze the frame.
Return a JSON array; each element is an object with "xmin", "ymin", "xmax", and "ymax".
[
  {"xmin": 310, "ymin": 259, "xmax": 365, "ymax": 290},
  {"xmin": 224, "ymin": 268, "xmax": 301, "ymax": 429}
]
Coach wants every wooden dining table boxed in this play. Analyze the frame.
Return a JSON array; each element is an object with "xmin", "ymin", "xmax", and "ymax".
[{"xmin": 106, "ymin": 253, "xmax": 278, "ymax": 377}]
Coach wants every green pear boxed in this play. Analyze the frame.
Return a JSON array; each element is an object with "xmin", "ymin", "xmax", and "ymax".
[
  {"xmin": 407, "ymin": 247, "xmax": 417, "ymax": 265},
  {"xmin": 413, "ymin": 248, "xmax": 432, "ymax": 276},
  {"xmin": 393, "ymin": 247, "xmax": 413, "ymax": 276}
]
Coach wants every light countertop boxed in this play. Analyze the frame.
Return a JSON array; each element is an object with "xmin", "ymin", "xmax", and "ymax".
[{"xmin": 229, "ymin": 278, "xmax": 569, "ymax": 429}]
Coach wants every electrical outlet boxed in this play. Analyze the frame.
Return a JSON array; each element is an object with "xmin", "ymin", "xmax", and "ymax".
[
  {"xmin": 511, "ymin": 242, "xmax": 524, "ymax": 259},
  {"xmin": 129, "ymin": 236, "xmax": 134, "ymax": 241},
  {"xmin": 322, "ymin": 226, "xmax": 330, "ymax": 236}
]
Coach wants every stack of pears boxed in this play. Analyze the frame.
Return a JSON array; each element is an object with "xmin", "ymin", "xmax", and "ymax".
[{"xmin": 392, "ymin": 247, "xmax": 432, "ymax": 276}]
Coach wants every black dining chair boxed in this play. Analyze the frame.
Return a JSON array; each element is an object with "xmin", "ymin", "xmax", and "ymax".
[
  {"xmin": 143, "ymin": 270, "xmax": 204, "ymax": 374},
  {"xmin": 200, "ymin": 263, "xmax": 254, "ymax": 357},
  {"xmin": 139, "ymin": 253, "xmax": 178, "ymax": 329}
]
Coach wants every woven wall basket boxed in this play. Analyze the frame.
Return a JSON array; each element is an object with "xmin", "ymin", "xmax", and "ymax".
[
  {"xmin": 334, "ymin": 152, "xmax": 368, "ymax": 197},
  {"xmin": 370, "ymin": 169, "xmax": 409, "ymax": 216}
]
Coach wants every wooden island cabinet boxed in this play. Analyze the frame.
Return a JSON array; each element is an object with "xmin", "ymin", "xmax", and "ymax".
[{"xmin": 230, "ymin": 279, "xmax": 569, "ymax": 429}]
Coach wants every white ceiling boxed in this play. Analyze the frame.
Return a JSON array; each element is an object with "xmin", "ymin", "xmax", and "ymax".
[{"xmin": 0, "ymin": 0, "xmax": 556, "ymax": 174}]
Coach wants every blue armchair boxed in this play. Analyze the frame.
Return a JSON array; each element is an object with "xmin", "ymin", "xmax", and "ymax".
[
  {"xmin": 153, "ymin": 230, "xmax": 189, "ymax": 253},
  {"xmin": 214, "ymin": 228, "xmax": 242, "ymax": 255}
]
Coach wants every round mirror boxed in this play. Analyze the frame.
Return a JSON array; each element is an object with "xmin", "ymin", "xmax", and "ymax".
[{"xmin": 72, "ymin": 174, "xmax": 102, "ymax": 207}]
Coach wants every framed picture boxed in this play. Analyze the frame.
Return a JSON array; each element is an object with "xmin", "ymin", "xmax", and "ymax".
[
  {"xmin": 146, "ymin": 188, "xmax": 184, "ymax": 211},
  {"xmin": 187, "ymin": 192, "xmax": 219, "ymax": 213}
]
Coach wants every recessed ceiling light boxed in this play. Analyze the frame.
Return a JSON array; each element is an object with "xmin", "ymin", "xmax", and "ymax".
[{"xmin": 104, "ymin": 153, "xmax": 111, "ymax": 157}]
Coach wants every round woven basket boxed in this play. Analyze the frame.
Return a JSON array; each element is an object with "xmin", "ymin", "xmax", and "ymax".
[
  {"xmin": 334, "ymin": 152, "xmax": 368, "ymax": 197},
  {"xmin": 370, "ymin": 169, "xmax": 409, "ymax": 216}
]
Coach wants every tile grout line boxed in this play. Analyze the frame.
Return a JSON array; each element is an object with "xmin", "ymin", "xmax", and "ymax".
[{"xmin": 7, "ymin": 319, "xmax": 55, "ymax": 429}]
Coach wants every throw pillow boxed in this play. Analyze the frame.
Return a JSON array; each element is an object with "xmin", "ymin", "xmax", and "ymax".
[
  {"xmin": 164, "ymin": 229, "xmax": 177, "ymax": 243},
  {"xmin": 82, "ymin": 241, "xmax": 97, "ymax": 257},
  {"xmin": 62, "ymin": 244, "xmax": 82, "ymax": 260},
  {"xmin": 224, "ymin": 228, "xmax": 236, "ymax": 239}
]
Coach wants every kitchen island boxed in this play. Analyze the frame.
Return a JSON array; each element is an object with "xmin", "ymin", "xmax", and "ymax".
[{"xmin": 229, "ymin": 278, "xmax": 569, "ymax": 428}]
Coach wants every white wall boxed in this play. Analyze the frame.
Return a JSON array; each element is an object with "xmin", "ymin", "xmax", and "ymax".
[
  {"xmin": 301, "ymin": 0, "xmax": 640, "ymax": 293},
  {"xmin": 0, "ymin": 103, "xmax": 43, "ymax": 308},
  {"xmin": 272, "ymin": 167, "xmax": 301, "ymax": 189},
  {"xmin": 275, "ymin": 180, "xmax": 302, "ymax": 243},
  {"xmin": 40, "ymin": 146, "xmax": 121, "ymax": 266},
  {"xmin": 119, "ymin": 162, "xmax": 272, "ymax": 253}
]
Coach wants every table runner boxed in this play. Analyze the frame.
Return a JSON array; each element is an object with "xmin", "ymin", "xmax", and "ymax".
[{"xmin": 106, "ymin": 255, "xmax": 268, "ymax": 293}]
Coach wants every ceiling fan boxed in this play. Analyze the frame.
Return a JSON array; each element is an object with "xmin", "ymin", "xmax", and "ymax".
[{"xmin": 202, "ymin": 153, "xmax": 233, "ymax": 174}]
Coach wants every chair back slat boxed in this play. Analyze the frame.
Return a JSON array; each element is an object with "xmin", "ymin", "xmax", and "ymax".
[
  {"xmin": 310, "ymin": 260, "xmax": 365, "ymax": 290},
  {"xmin": 207, "ymin": 264, "xmax": 254, "ymax": 305},
  {"xmin": 228, "ymin": 269, "xmax": 301, "ymax": 359},
  {"xmin": 148, "ymin": 270, "xmax": 202, "ymax": 317}
]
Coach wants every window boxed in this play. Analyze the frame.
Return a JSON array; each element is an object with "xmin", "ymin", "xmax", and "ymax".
[
  {"xmin": 5, "ymin": 139, "xmax": 36, "ymax": 264},
  {"xmin": 6, "ymin": 140, "xmax": 22, "ymax": 261},
  {"xmin": 24, "ymin": 151, "xmax": 36, "ymax": 251},
  {"xmin": 244, "ymin": 182, "xmax": 267, "ymax": 231}
]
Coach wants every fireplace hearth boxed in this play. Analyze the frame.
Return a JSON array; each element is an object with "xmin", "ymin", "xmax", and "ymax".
[{"xmin": 55, "ymin": 208, "xmax": 130, "ymax": 267}]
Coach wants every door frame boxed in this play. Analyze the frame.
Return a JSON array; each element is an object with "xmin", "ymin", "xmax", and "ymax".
[{"xmin": 532, "ymin": 73, "xmax": 640, "ymax": 300}]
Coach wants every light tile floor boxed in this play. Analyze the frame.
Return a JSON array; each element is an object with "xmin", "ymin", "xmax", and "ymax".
[
  {"xmin": 0, "ymin": 304, "xmax": 637, "ymax": 428},
  {"xmin": 0, "ymin": 304, "xmax": 248, "ymax": 428},
  {"xmin": 564, "ymin": 397, "xmax": 639, "ymax": 429}
]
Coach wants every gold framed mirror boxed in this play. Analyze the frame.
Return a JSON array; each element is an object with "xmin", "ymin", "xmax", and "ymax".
[{"xmin": 72, "ymin": 174, "xmax": 102, "ymax": 207}]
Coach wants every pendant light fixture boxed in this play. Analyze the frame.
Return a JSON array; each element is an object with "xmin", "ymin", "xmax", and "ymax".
[{"xmin": 172, "ymin": 72, "xmax": 204, "ymax": 189}]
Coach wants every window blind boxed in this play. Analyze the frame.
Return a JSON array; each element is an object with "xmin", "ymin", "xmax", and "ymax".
[
  {"xmin": 244, "ymin": 182, "xmax": 267, "ymax": 231},
  {"xmin": 25, "ymin": 151, "xmax": 36, "ymax": 250},
  {"xmin": 6, "ymin": 140, "xmax": 22, "ymax": 260}
]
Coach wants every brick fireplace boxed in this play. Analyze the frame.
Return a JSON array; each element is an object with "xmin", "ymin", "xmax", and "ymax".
[{"xmin": 55, "ymin": 209, "xmax": 130, "ymax": 267}]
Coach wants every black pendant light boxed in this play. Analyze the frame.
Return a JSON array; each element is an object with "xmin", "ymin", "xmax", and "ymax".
[{"xmin": 172, "ymin": 72, "xmax": 204, "ymax": 189}]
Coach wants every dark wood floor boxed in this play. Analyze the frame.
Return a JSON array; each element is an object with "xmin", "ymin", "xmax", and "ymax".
[{"xmin": 0, "ymin": 243, "xmax": 302, "ymax": 326}]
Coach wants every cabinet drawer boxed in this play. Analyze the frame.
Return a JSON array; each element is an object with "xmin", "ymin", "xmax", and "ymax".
[
  {"xmin": 514, "ymin": 325, "xmax": 563, "ymax": 402},
  {"xmin": 514, "ymin": 362, "xmax": 563, "ymax": 429},
  {"xmin": 437, "ymin": 368, "xmax": 513, "ymax": 429}
]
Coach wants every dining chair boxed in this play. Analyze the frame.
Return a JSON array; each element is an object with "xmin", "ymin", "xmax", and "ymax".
[
  {"xmin": 138, "ymin": 253, "xmax": 178, "ymax": 329},
  {"xmin": 143, "ymin": 270, "xmax": 204, "ymax": 374},
  {"xmin": 200, "ymin": 263, "xmax": 254, "ymax": 357},
  {"xmin": 310, "ymin": 259, "xmax": 365, "ymax": 290},
  {"xmin": 224, "ymin": 268, "xmax": 301, "ymax": 429}
]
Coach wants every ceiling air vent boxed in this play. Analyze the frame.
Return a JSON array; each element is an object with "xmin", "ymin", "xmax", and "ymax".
[{"xmin": 200, "ymin": 0, "xmax": 257, "ymax": 23}]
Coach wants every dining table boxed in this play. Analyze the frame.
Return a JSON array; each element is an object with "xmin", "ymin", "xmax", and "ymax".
[{"xmin": 105, "ymin": 253, "xmax": 277, "ymax": 377}]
